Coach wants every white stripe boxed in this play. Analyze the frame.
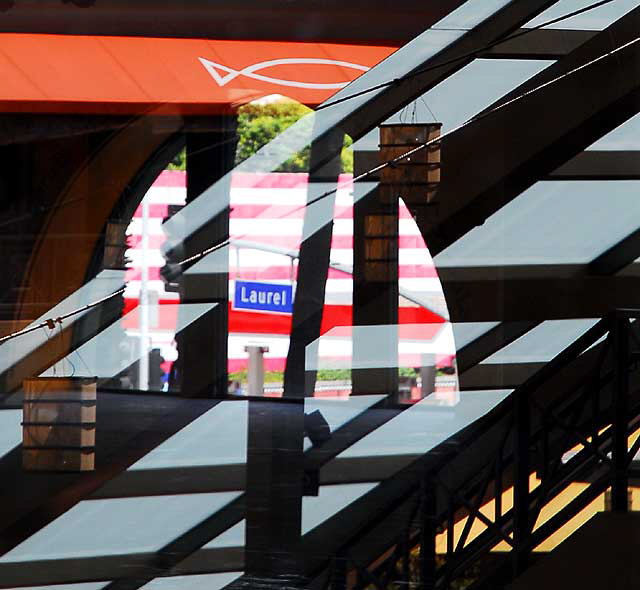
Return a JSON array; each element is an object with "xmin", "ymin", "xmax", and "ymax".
[
  {"xmin": 144, "ymin": 186, "xmax": 187, "ymax": 205},
  {"xmin": 127, "ymin": 218, "xmax": 165, "ymax": 236},
  {"xmin": 124, "ymin": 282, "xmax": 179, "ymax": 298},
  {"xmin": 126, "ymin": 247, "xmax": 436, "ymax": 270}
]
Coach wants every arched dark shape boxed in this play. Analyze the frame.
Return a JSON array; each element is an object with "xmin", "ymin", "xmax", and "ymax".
[
  {"xmin": 83, "ymin": 131, "xmax": 185, "ymax": 283},
  {"xmin": 1, "ymin": 115, "xmax": 186, "ymax": 394}
]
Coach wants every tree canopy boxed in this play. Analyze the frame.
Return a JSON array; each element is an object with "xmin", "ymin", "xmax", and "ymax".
[{"xmin": 168, "ymin": 100, "xmax": 353, "ymax": 173}]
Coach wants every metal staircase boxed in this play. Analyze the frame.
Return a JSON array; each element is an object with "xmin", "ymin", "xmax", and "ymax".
[{"xmin": 309, "ymin": 310, "xmax": 640, "ymax": 589}]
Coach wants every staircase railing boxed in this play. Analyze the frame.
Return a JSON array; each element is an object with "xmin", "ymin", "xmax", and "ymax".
[{"xmin": 325, "ymin": 310, "xmax": 640, "ymax": 590}]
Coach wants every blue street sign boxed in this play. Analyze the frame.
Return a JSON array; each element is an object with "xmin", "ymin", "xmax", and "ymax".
[{"xmin": 234, "ymin": 280, "xmax": 293, "ymax": 314}]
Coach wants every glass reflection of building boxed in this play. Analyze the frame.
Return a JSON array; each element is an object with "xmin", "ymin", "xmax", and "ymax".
[{"xmin": 1, "ymin": 1, "xmax": 640, "ymax": 589}]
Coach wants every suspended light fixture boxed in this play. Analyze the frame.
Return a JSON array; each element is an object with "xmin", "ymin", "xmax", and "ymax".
[
  {"xmin": 362, "ymin": 123, "xmax": 441, "ymax": 282},
  {"xmin": 379, "ymin": 123, "xmax": 441, "ymax": 205},
  {"xmin": 22, "ymin": 377, "xmax": 96, "ymax": 472}
]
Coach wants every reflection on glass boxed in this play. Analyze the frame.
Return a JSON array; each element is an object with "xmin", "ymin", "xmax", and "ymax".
[
  {"xmin": 0, "ymin": 492, "xmax": 242, "ymax": 562},
  {"xmin": 0, "ymin": 409, "xmax": 22, "ymax": 460},
  {"xmin": 0, "ymin": 270, "xmax": 125, "ymax": 378},
  {"xmin": 42, "ymin": 303, "xmax": 217, "ymax": 390},
  {"xmin": 525, "ymin": 0, "xmax": 640, "ymax": 30},
  {"xmin": 436, "ymin": 181, "xmax": 640, "ymax": 267},
  {"xmin": 0, "ymin": 1, "xmax": 621, "ymax": 587},
  {"xmin": 337, "ymin": 389, "xmax": 510, "ymax": 459},
  {"xmin": 139, "ymin": 572, "xmax": 242, "ymax": 590}
]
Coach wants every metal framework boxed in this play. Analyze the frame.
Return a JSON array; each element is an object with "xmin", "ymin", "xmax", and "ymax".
[
  {"xmin": 2, "ymin": 2, "xmax": 640, "ymax": 589},
  {"xmin": 323, "ymin": 310, "xmax": 640, "ymax": 590}
]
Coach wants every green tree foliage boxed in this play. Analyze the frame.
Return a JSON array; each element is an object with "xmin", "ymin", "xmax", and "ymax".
[
  {"xmin": 167, "ymin": 148, "xmax": 185, "ymax": 170},
  {"xmin": 167, "ymin": 100, "xmax": 353, "ymax": 173}
]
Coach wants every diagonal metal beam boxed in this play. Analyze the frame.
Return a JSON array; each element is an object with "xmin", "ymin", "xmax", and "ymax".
[
  {"xmin": 480, "ymin": 28, "xmax": 597, "ymax": 59},
  {"xmin": 456, "ymin": 321, "xmax": 540, "ymax": 373},
  {"xmin": 456, "ymin": 320, "xmax": 541, "ymax": 388},
  {"xmin": 416, "ymin": 7, "xmax": 640, "ymax": 257},
  {"xmin": 547, "ymin": 150, "xmax": 640, "ymax": 180},
  {"xmin": 440, "ymin": 270, "xmax": 640, "ymax": 322},
  {"xmin": 589, "ymin": 232, "xmax": 640, "ymax": 275},
  {"xmin": 0, "ymin": 546, "xmax": 243, "ymax": 588},
  {"xmin": 0, "ymin": 394, "xmax": 218, "ymax": 558},
  {"xmin": 336, "ymin": 0, "xmax": 561, "ymax": 143}
]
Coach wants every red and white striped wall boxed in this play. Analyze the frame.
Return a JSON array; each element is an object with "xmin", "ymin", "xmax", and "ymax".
[{"xmin": 124, "ymin": 170, "xmax": 453, "ymax": 373}]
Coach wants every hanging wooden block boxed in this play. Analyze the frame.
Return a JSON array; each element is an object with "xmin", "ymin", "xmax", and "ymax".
[
  {"xmin": 102, "ymin": 221, "xmax": 129, "ymax": 270},
  {"xmin": 379, "ymin": 123, "xmax": 441, "ymax": 205},
  {"xmin": 22, "ymin": 377, "xmax": 96, "ymax": 472},
  {"xmin": 363, "ymin": 213, "xmax": 398, "ymax": 282}
]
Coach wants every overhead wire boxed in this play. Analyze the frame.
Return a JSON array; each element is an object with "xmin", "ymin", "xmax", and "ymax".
[
  {"xmin": 0, "ymin": 0, "xmax": 626, "ymax": 343},
  {"xmin": 0, "ymin": 287, "xmax": 126, "ymax": 345},
  {"xmin": 316, "ymin": 0, "xmax": 620, "ymax": 111},
  {"xmin": 175, "ymin": 0, "xmax": 624, "ymax": 268},
  {"xmin": 170, "ymin": 1, "xmax": 620, "ymax": 178},
  {"xmin": 176, "ymin": 28, "xmax": 640, "ymax": 269}
]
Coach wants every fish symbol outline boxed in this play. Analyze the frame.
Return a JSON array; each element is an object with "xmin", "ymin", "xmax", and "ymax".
[{"xmin": 198, "ymin": 57, "xmax": 370, "ymax": 90}]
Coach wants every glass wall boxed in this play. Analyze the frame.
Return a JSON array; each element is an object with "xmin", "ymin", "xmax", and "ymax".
[{"xmin": 1, "ymin": 1, "xmax": 640, "ymax": 589}]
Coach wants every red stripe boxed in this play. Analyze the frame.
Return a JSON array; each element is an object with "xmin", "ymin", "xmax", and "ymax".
[
  {"xmin": 122, "ymin": 299, "xmax": 444, "ymax": 335},
  {"xmin": 149, "ymin": 170, "xmax": 187, "ymax": 187},
  {"xmin": 131, "ymin": 203, "xmax": 417, "ymax": 221},
  {"xmin": 229, "ymin": 356, "xmax": 455, "ymax": 375},
  {"xmin": 150, "ymin": 171, "xmax": 357, "ymax": 190},
  {"xmin": 229, "ymin": 204, "xmax": 415, "ymax": 220}
]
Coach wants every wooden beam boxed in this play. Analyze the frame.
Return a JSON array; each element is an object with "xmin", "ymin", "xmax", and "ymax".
[{"xmin": 0, "ymin": 0, "xmax": 468, "ymax": 44}]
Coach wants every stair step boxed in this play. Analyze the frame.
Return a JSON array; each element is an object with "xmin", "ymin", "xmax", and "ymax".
[{"xmin": 511, "ymin": 512, "xmax": 640, "ymax": 590}]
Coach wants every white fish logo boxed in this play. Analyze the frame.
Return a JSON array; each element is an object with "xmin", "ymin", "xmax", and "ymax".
[{"xmin": 199, "ymin": 57, "xmax": 370, "ymax": 90}]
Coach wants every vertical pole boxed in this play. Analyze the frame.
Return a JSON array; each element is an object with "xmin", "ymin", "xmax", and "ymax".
[
  {"xmin": 420, "ymin": 474, "xmax": 437, "ymax": 590},
  {"xmin": 403, "ymin": 531, "xmax": 411, "ymax": 587},
  {"xmin": 332, "ymin": 552, "xmax": 349, "ymax": 590},
  {"xmin": 352, "ymin": 142, "xmax": 399, "ymax": 397},
  {"xmin": 138, "ymin": 197, "xmax": 150, "ymax": 391},
  {"xmin": 177, "ymin": 115, "xmax": 237, "ymax": 398},
  {"xmin": 283, "ymin": 125, "xmax": 344, "ymax": 397},
  {"xmin": 512, "ymin": 387, "xmax": 530, "ymax": 577},
  {"xmin": 246, "ymin": 119, "xmax": 343, "ymax": 589},
  {"xmin": 421, "ymin": 352, "xmax": 436, "ymax": 398},
  {"xmin": 245, "ymin": 345, "xmax": 268, "ymax": 396},
  {"xmin": 612, "ymin": 315, "xmax": 629, "ymax": 512}
]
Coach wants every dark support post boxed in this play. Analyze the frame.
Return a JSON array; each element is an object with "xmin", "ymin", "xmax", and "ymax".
[
  {"xmin": 331, "ymin": 552, "xmax": 349, "ymax": 590},
  {"xmin": 245, "ymin": 399, "xmax": 307, "ymax": 588},
  {"xmin": 284, "ymin": 125, "xmax": 345, "ymax": 397},
  {"xmin": 612, "ymin": 314, "xmax": 630, "ymax": 512},
  {"xmin": 177, "ymin": 115, "xmax": 237, "ymax": 398},
  {"xmin": 245, "ymin": 121, "xmax": 344, "ymax": 588},
  {"xmin": 420, "ymin": 473, "xmax": 437, "ymax": 590},
  {"xmin": 512, "ymin": 387, "xmax": 530, "ymax": 576},
  {"xmin": 402, "ymin": 531, "xmax": 411, "ymax": 586},
  {"xmin": 352, "ymin": 146, "xmax": 399, "ymax": 397}
]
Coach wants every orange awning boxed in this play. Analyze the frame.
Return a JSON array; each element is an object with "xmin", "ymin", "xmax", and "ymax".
[{"xmin": 0, "ymin": 34, "xmax": 397, "ymax": 114}]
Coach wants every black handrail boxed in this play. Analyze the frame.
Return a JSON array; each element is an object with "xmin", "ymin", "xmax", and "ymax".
[{"xmin": 323, "ymin": 310, "xmax": 640, "ymax": 590}]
